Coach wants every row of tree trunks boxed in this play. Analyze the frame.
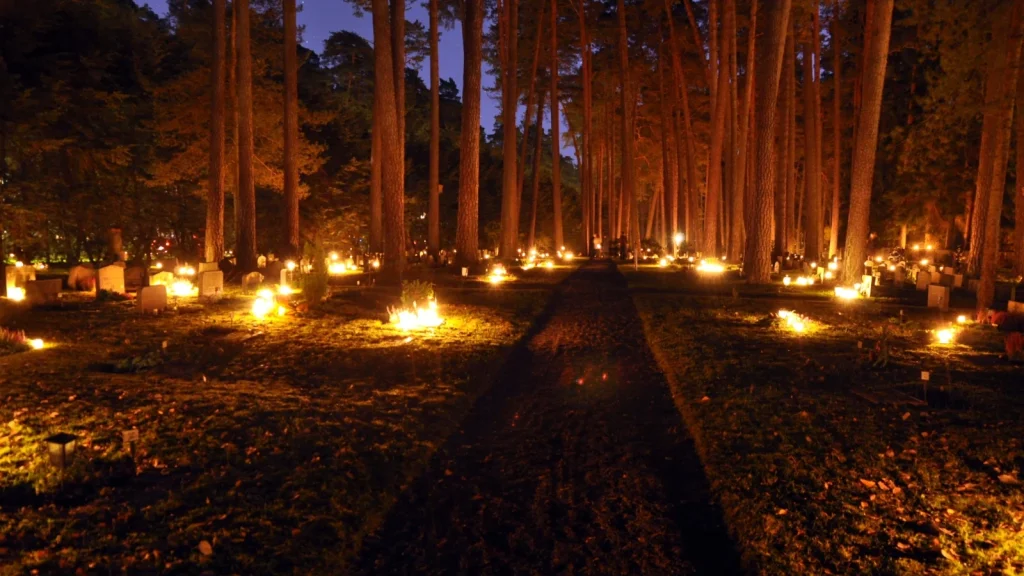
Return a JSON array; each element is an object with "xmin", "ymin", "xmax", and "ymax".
[{"xmin": 841, "ymin": 0, "xmax": 894, "ymax": 284}]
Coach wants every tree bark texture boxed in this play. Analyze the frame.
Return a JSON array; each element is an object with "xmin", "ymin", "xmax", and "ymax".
[
  {"xmin": 802, "ymin": 38, "xmax": 823, "ymax": 261},
  {"xmin": 618, "ymin": 0, "xmax": 639, "ymax": 265},
  {"xmin": 550, "ymin": 0, "xmax": 564, "ymax": 249},
  {"xmin": 457, "ymin": 0, "xmax": 484, "ymax": 266},
  {"xmin": 283, "ymin": 0, "xmax": 299, "ymax": 258},
  {"xmin": 235, "ymin": 0, "xmax": 257, "ymax": 271},
  {"xmin": 206, "ymin": 0, "xmax": 226, "ymax": 264},
  {"xmin": 428, "ymin": 0, "xmax": 440, "ymax": 257},
  {"xmin": 499, "ymin": 0, "xmax": 520, "ymax": 257},
  {"xmin": 374, "ymin": 0, "xmax": 406, "ymax": 278}
]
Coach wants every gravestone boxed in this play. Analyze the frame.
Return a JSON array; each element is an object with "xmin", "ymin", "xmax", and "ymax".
[
  {"xmin": 773, "ymin": 261, "xmax": 780, "ymax": 274},
  {"xmin": 928, "ymin": 264, "xmax": 938, "ymax": 274},
  {"xmin": 802, "ymin": 262, "xmax": 813, "ymax": 275},
  {"xmin": 242, "ymin": 271, "xmax": 264, "ymax": 292},
  {"xmin": 137, "ymin": 285, "xmax": 167, "ymax": 314},
  {"xmin": 952, "ymin": 274, "xmax": 964, "ymax": 288},
  {"xmin": 860, "ymin": 275, "xmax": 874, "ymax": 298},
  {"xmin": 124, "ymin": 266, "xmax": 146, "ymax": 291},
  {"xmin": 927, "ymin": 284, "xmax": 950, "ymax": 310},
  {"xmin": 67, "ymin": 265, "xmax": 96, "ymax": 291},
  {"xmin": 198, "ymin": 261, "xmax": 219, "ymax": 273},
  {"xmin": 26, "ymin": 279, "xmax": 62, "ymax": 306},
  {"xmin": 265, "ymin": 261, "xmax": 284, "ymax": 284},
  {"xmin": 938, "ymin": 273, "xmax": 955, "ymax": 288},
  {"xmin": 5, "ymin": 265, "xmax": 36, "ymax": 290},
  {"xmin": 1009, "ymin": 300, "xmax": 1024, "ymax": 314},
  {"xmin": 198, "ymin": 270, "xmax": 223, "ymax": 302},
  {"xmin": 257, "ymin": 255, "xmax": 268, "ymax": 268},
  {"xmin": 280, "ymin": 268, "xmax": 294, "ymax": 287},
  {"xmin": 149, "ymin": 271, "xmax": 175, "ymax": 287},
  {"xmin": 894, "ymin": 267, "xmax": 906, "ymax": 285},
  {"xmin": 97, "ymin": 265, "xmax": 125, "ymax": 294},
  {"xmin": 916, "ymin": 271, "xmax": 931, "ymax": 291},
  {"xmin": 967, "ymin": 279, "xmax": 980, "ymax": 293}
]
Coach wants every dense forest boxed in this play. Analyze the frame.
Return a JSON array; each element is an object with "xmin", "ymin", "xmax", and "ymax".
[{"xmin": 1, "ymin": 0, "xmax": 1023, "ymax": 312}]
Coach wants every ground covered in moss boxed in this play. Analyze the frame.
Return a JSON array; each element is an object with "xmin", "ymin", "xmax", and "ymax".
[{"xmin": 627, "ymin": 265, "xmax": 1024, "ymax": 575}]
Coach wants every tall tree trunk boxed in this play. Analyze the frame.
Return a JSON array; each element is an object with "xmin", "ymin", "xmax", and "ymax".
[
  {"xmin": 428, "ymin": 0, "xmax": 440, "ymax": 257},
  {"xmin": 645, "ymin": 185, "xmax": 658, "ymax": 240},
  {"xmin": 724, "ymin": 0, "xmax": 739, "ymax": 261},
  {"xmin": 517, "ymin": 0, "xmax": 546, "ymax": 220},
  {"xmin": 370, "ymin": 99, "xmax": 383, "ymax": 252},
  {"xmin": 968, "ymin": 4, "xmax": 1021, "ymax": 276},
  {"xmin": 617, "ymin": 0, "xmax": 639, "ymax": 266},
  {"xmin": 829, "ymin": 0, "xmax": 842, "ymax": 258},
  {"xmin": 206, "ymin": 0, "xmax": 226, "ymax": 264},
  {"xmin": 283, "ymin": 0, "xmax": 299, "ymax": 258},
  {"xmin": 1017, "ymin": 68, "xmax": 1024, "ymax": 276},
  {"xmin": 578, "ymin": 0, "xmax": 593, "ymax": 254},
  {"xmin": 664, "ymin": 0, "xmax": 698, "ymax": 247},
  {"xmin": 732, "ymin": 0, "xmax": 757, "ymax": 261},
  {"xmin": 499, "ymin": 0, "xmax": 519, "ymax": 258},
  {"xmin": 550, "ymin": 0, "xmax": 564, "ymax": 249},
  {"xmin": 457, "ymin": 0, "xmax": 484, "ymax": 266},
  {"xmin": 607, "ymin": 104, "xmax": 616, "ymax": 243},
  {"xmin": 0, "ymin": 118, "xmax": 6, "ymax": 298},
  {"xmin": 528, "ymin": 92, "xmax": 544, "ymax": 249},
  {"xmin": 374, "ymin": 0, "xmax": 405, "ymax": 279},
  {"xmin": 235, "ymin": 0, "xmax": 257, "ymax": 271},
  {"xmin": 774, "ymin": 29, "xmax": 792, "ymax": 256},
  {"xmin": 785, "ymin": 26, "xmax": 797, "ymax": 252},
  {"xmin": 597, "ymin": 134, "xmax": 604, "ymax": 241},
  {"xmin": 979, "ymin": 2, "xmax": 1024, "ymax": 315},
  {"xmin": 229, "ymin": 0, "xmax": 238, "ymax": 246},
  {"xmin": 704, "ymin": 24, "xmax": 730, "ymax": 255},
  {"xmin": 659, "ymin": 47, "xmax": 677, "ymax": 243},
  {"xmin": 802, "ymin": 37, "xmax": 823, "ymax": 261},
  {"xmin": 841, "ymin": 0, "xmax": 893, "ymax": 285},
  {"xmin": 746, "ymin": 0, "xmax": 791, "ymax": 283},
  {"xmin": 392, "ymin": 0, "xmax": 406, "ymax": 193}
]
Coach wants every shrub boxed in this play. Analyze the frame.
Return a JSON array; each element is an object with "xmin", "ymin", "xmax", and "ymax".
[
  {"xmin": 300, "ymin": 242, "xmax": 330, "ymax": 306},
  {"xmin": 400, "ymin": 280, "xmax": 434, "ymax": 308},
  {"xmin": 0, "ymin": 327, "xmax": 30, "ymax": 356}
]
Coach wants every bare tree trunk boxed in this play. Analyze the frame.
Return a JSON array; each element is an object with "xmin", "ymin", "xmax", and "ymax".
[
  {"xmin": 829, "ymin": 0, "xmax": 842, "ymax": 258},
  {"xmin": 374, "ymin": 0, "xmax": 405, "ymax": 279},
  {"xmin": 785, "ymin": 25, "xmax": 796, "ymax": 252},
  {"xmin": 774, "ymin": 31, "xmax": 792, "ymax": 256},
  {"xmin": 732, "ymin": 0, "xmax": 757, "ymax": 262},
  {"xmin": 745, "ymin": 0, "xmax": 791, "ymax": 283},
  {"xmin": 659, "ymin": 46, "xmax": 677, "ymax": 243},
  {"xmin": 528, "ymin": 92, "xmax": 544, "ymax": 249},
  {"xmin": 229, "ymin": 0, "xmax": 238, "ymax": 246},
  {"xmin": 283, "ymin": 0, "xmax": 299, "ymax": 258},
  {"xmin": 1017, "ymin": 68, "xmax": 1024, "ymax": 276},
  {"xmin": 457, "ymin": 0, "xmax": 484, "ymax": 266},
  {"xmin": 428, "ymin": 0, "xmax": 440, "ymax": 258},
  {"xmin": 840, "ymin": 0, "xmax": 893, "ymax": 285},
  {"xmin": 597, "ymin": 134, "xmax": 604, "ymax": 241},
  {"xmin": 979, "ymin": 3, "xmax": 1024, "ymax": 315},
  {"xmin": 724, "ymin": 0, "xmax": 739, "ymax": 261},
  {"xmin": 235, "ymin": 0, "xmax": 257, "ymax": 271},
  {"xmin": 370, "ymin": 99, "xmax": 383, "ymax": 253},
  {"xmin": 206, "ymin": 0, "xmax": 226, "ymax": 264},
  {"xmin": 802, "ymin": 37, "xmax": 823, "ymax": 261},
  {"xmin": 664, "ymin": 0, "xmax": 698, "ymax": 247},
  {"xmin": 968, "ymin": 5, "xmax": 1020, "ymax": 276},
  {"xmin": 550, "ymin": 0, "xmax": 564, "ymax": 249},
  {"xmin": 392, "ymin": 0, "xmax": 406, "ymax": 193},
  {"xmin": 704, "ymin": 29, "xmax": 730, "ymax": 255},
  {"xmin": 617, "ymin": 0, "xmax": 639, "ymax": 266},
  {"xmin": 645, "ymin": 185, "xmax": 658, "ymax": 240},
  {"xmin": 499, "ymin": 0, "xmax": 519, "ymax": 258},
  {"xmin": 517, "ymin": 0, "xmax": 546, "ymax": 218},
  {"xmin": 578, "ymin": 0, "xmax": 593, "ymax": 255}
]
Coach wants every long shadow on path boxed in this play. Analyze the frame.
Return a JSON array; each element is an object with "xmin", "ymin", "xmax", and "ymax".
[{"xmin": 355, "ymin": 261, "xmax": 742, "ymax": 575}]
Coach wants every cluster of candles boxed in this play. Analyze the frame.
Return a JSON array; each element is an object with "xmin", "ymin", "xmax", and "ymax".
[
  {"xmin": 390, "ymin": 298, "xmax": 443, "ymax": 330},
  {"xmin": 777, "ymin": 309, "xmax": 809, "ymax": 333},
  {"xmin": 251, "ymin": 288, "xmax": 288, "ymax": 319}
]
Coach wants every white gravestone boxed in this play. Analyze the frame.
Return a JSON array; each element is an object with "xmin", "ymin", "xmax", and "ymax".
[
  {"xmin": 97, "ymin": 265, "xmax": 125, "ymax": 294},
  {"xmin": 927, "ymin": 284, "xmax": 950, "ymax": 310},
  {"xmin": 916, "ymin": 270, "xmax": 931, "ymax": 291},
  {"xmin": 860, "ymin": 275, "xmax": 874, "ymax": 298},
  {"xmin": 242, "ymin": 271, "xmax": 264, "ymax": 292},
  {"xmin": 198, "ymin": 261, "xmax": 219, "ymax": 273},
  {"xmin": 198, "ymin": 270, "xmax": 224, "ymax": 302},
  {"xmin": 137, "ymin": 285, "xmax": 167, "ymax": 314}
]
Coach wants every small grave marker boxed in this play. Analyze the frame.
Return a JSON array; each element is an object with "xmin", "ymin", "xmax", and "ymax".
[{"xmin": 97, "ymin": 265, "xmax": 126, "ymax": 294}]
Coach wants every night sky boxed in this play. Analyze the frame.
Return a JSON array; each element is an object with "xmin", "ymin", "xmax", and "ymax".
[{"xmin": 141, "ymin": 0, "xmax": 503, "ymax": 131}]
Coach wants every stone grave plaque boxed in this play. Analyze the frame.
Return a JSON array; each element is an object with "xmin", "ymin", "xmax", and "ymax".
[
  {"xmin": 953, "ymin": 274, "xmax": 964, "ymax": 288},
  {"xmin": 198, "ymin": 270, "xmax": 224, "ymax": 302},
  {"xmin": 124, "ymin": 266, "xmax": 146, "ymax": 291},
  {"xmin": 137, "ymin": 285, "xmax": 167, "ymax": 313},
  {"xmin": 198, "ymin": 261, "xmax": 219, "ymax": 273},
  {"xmin": 928, "ymin": 284, "xmax": 950, "ymax": 310},
  {"xmin": 894, "ymin": 267, "xmax": 906, "ymax": 285},
  {"xmin": 26, "ymin": 279, "xmax": 61, "ymax": 305},
  {"xmin": 860, "ymin": 274, "xmax": 874, "ymax": 298},
  {"xmin": 916, "ymin": 270, "xmax": 931, "ymax": 291},
  {"xmin": 938, "ymin": 273, "xmax": 955, "ymax": 287},
  {"xmin": 97, "ymin": 265, "xmax": 125, "ymax": 294}
]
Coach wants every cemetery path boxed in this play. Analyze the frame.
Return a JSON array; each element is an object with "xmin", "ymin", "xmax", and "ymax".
[{"xmin": 354, "ymin": 261, "xmax": 741, "ymax": 575}]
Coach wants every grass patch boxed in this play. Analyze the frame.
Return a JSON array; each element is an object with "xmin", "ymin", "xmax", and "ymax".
[{"xmin": 625, "ymin": 267, "xmax": 1024, "ymax": 575}]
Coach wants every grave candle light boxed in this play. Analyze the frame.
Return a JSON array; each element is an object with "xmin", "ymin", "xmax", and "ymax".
[
  {"xmin": 935, "ymin": 328, "xmax": 955, "ymax": 345},
  {"xmin": 30, "ymin": 338, "xmax": 45, "ymax": 350},
  {"xmin": 7, "ymin": 287, "xmax": 25, "ymax": 302},
  {"xmin": 696, "ymin": 259, "xmax": 725, "ymax": 274},
  {"xmin": 834, "ymin": 286, "xmax": 860, "ymax": 300},
  {"xmin": 783, "ymin": 276, "xmax": 792, "ymax": 286},
  {"xmin": 956, "ymin": 315, "xmax": 968, "ymax": 324},
  {"xmin": 658, "ymin": 257, "xmax": 669, "ymax": 268}
]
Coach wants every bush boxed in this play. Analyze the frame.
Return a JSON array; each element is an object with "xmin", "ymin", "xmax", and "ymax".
[
  {"xmin": 0, "ymin": 327, "xmax": 30, "ymax": 356},
  {"xmin": 400, "ymin": 280, "xmax": 434, "ymax": 308}
]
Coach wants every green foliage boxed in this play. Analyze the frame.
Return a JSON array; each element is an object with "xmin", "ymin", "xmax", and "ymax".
[
  {"xmin": 400, "ymin": 280, "xmax": 434, "ymax": 308},
  {"xmin": 300, "ymin": 242, "xmax": 330, "ymax": 306}
]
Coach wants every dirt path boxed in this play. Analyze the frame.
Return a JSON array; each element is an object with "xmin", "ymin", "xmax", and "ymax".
[{"xmin": 355, "ymin": 262, "xmax": 741, "ymax": 575}]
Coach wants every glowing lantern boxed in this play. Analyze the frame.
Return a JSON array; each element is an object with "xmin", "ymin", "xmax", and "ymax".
[
  {"xmin": 912, "ymin": 244, "xmax": 921, "ymax": 251},
  {"xmin": 544, "ymin": 260, "xmax": 554, "ymax": 269},
  {"xmin": 14, "ymin": 261, "xmax": 23, "ymax": 268},
  {"xmin": 155, "ymin": 263, "xmax": 163, "ymax": 270},
  {"xmin": 658, "ymin": 257, "xmax": 669, "ymax": 268},
  {"xmin": 875, "ymin": 256, "xmax": 883, "ymax": 263},
  {"xmin": 278, "ymin": 284, "xmax": 293, "ymax": 296},
  {"xmin": 30, "ymin": 338, "xmax": 45, "ymax": 350},
  {"xmin": 170, "ymin": 280, "xmax": 195, "ymax": 297},
  {"xmin": 487, "ymin": 264, "xmax": 508, "ymax": 284},
  {"xmin": 673, "ymin": 232, "xmax": 684, "ymax": 246},
  {"xmin": 286, "ymin": 260, "xmax": 297, "ymax": 272},
  {"xmin": 371, "ymin": 259, "xmax": 381, "ymax": 270},
  {"xmin": 956, "ymin": 315, "xmax": 967, "ymax": 324},
  {"xmin": 783, "ymin": 276, "xmax": 792, "ymax": 286},
  {"xmin": 828, "ymin": 261, "xmax": 838, "ymax": 271},
  {"xmin": 834, "ymin": 286, "xmax": 860, "ymax": 300},
  {"xmin": 7, "ymin": 287, "xmax": 25, "ymax": 302},
  {"xmin": 329, "ymin": 262, "xmax": 346, "ymax": 275},
  {"xmin": 824, "ymin": 271, "xmax": 834, "ymax": 280},
  {"xmin": 330, "ymin": 252, "xmax": 339, "ymax": 261},
  {"xmin": 687, "ymin": 256, "xmax": 695, "ymax": 263},
  {"xmin": 926, "ymin": 244, "xmax": 934, "ymax": 251},
  {"xmin": 391, "ymin": 299, "xmax": 444, "ymax": 330},
  {"xmin": 176, "ymin": 265, "xmax": 196, "ymax": 276},
  {"xmin": 935, "ymin": 328, "xmax": 955, "ymax": 345},
  {"xmin": 920, "ymin": 258, "xmax": 929, "ymax": 266},
  {"xmin": 888, "ymin": 265, "xmax": 896, "ymax": 272},
  {"xmin": 696, "ymin": 259, "xmax": 725, "ymax": 274},
  {"xmin": 778, "ymin": 310, "xmax": 809, "ymax": 334}
]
